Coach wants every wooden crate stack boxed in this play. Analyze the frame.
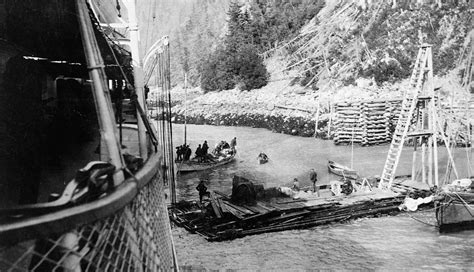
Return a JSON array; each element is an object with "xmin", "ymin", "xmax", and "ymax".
[{"xmin": 334, "ymin": 99, "xmax": 402, "ymax": 145}]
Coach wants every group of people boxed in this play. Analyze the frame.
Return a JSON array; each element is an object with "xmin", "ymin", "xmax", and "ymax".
[
  {"xmin": 213, "ymin": 137, "xmax": 237, "ymax": 155},
  {"xmin": 292, "ymin": 168, "xmax": 319, "ymax": 196},
  {"xmin": 177, "ymin": 137, "xmax": 237, "ymax": 163},
  {"xmin": 175, "ymin": 144, "xmax": 192, "ymax": 161},
  {"xmin": 195, "ymin": 140, "xmax": 210, "ymax": 162}
]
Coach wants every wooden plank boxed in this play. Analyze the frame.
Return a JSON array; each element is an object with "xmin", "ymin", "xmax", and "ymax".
[
  {"xmin": 224, "ymin": 201, "xmax": 256, "ymax": 215},
  {"xmin": 217, "ymin": 198, "xmax": 228, "ymax": 214},
  {"xmin": 276, "ymin": 199, "xmax": 307, "ymax": 204},
  {"xmin": 242, "ymin": 204, "xmax": 267, "ymax": 214},
  {"xmin": 265, "ymin": 210, "xmax": 312, "ymax": 224},
  {"xmin": 256, "ymin": 202, "xmax": 280, "ymax": 212},
  {"xmin": 209, "ymin": 192, "xmax": 222, "ymax": 218},
  {"xmin": 221, "ymin": 203, "xmax": 245, "ymax": 219},
  {"xmin": 241, "ymin": 210, "xmax": 280, "ymax": 223},
  {"xmin": 214, "ymin": 190, "xmax": 230, "ymax": 200}
]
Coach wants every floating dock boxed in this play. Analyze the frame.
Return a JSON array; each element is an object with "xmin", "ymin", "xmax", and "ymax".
[{"xmin": 169, "ymin": 178, "xmax": 432, "ymax": 241}]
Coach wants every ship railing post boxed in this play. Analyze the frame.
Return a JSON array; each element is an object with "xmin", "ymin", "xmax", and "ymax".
[{"xmin": 76, "ymin": 0, "xmax": 125, "ymax": 185}]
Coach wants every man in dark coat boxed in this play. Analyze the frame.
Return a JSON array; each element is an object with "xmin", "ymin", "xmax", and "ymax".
[
  {"xmin": 310, "ymin": 169, "xmax": 319, "ymax": 196},
  {"xmin": 202, "ymin": 140, "xmax": 209, "ymax": 155},
  {"xmin": 196, "ymin": 179, "xmax": 210, "ymax": 203},
  {"xmin": 230, "ymin": 137, "xmax": 237, "ymax": 149},
  {"xmin": 195, "ymin": 144, "xmax": 202, "ymax": 162},
  {"xmin": 184, "ymin": 145, "xmax": 192, "ymax": 161},
  {"xmin": 176, "ymin": 145, "xmax": 183, "ymax": 161}
]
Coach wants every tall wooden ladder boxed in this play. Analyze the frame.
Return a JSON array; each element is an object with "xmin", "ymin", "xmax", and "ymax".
[{"xmin": 379, "ymin": 44, "xmax": 433, "ymax": 189}]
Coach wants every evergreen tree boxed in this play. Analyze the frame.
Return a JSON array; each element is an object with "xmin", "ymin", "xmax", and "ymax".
[
  {"xmin": 200, "ymin": 1, "xmax": 269, "ymax": 91},
  {"xmin": 235, "ymin": 44, "xmax": 269, "ymax": 90}
]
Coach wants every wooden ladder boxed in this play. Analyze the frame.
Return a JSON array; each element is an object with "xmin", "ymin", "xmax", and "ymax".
[{"xmin": 379, "ymin": 44, "xmax": 433, "ymax": 190}]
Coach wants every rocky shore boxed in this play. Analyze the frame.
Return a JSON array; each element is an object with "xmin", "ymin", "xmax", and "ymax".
[
  {"xmin": 156, "ymin": 79, "xmax": 400, "ymax": 139},
  {"xmin": 149, "ymin": 64, "xmax": 459, "ymax": 140}
]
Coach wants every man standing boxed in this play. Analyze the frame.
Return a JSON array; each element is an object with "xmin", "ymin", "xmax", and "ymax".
[
  {"xmin": 195, "ymin": 144, "xmax": 202, "ymax": 162},
  {"xmin": 310, "ymin": 169, "xmax": 319, "ymax": 196},
  {"xmin": 185, "ymin": 145, "xmax": 192, "ymax": 161},
  {"xmin": 202, "ymin": 140, "xmax": 209, "ymax": 156},
  {"xmin": 196, "ymin": 179, "xmax": 210, "ymax": 203},
  {"xmin": 230, "ymin": 137, "xmax": 237, "ymax": 149}
]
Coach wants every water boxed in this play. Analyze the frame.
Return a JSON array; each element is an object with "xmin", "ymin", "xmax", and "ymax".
[{"xmin": 170, "ymin": 124, "xmax": 474, "ymax": 270}]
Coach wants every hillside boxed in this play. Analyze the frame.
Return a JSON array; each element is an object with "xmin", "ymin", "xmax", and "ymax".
[{"xmin": 152, "ymin": 0, "xmax": 472, "ymax": 137}]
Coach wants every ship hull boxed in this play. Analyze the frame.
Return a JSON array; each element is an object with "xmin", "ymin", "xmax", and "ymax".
[{"xmin": 435, "ymin": 192, "xmax": 474, "ymax": 233}]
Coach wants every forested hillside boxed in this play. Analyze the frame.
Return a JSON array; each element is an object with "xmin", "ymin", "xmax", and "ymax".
[
  {"xmin": 160, "ymin": 0, "xmax": 471, "ymax": 139},
  {"xmin": 146, "ymin": 0, "xmax": 471, "ymax": 93}
]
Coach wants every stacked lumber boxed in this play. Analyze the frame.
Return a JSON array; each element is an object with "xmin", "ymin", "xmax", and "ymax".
[
  {"xmin": 333, "ymin": 102, "xmax": 363, "ymax": 145},
  {"xmin": 362, "ymin": 101, "xmax": 390, "ymax": 145},
  {"xmin": 333, "ymin": 99, "xmax": 403, "ymax": 145}
]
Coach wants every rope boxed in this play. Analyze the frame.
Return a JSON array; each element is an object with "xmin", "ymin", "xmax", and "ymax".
[
  {"xmin": 407, "ymin": 213, "xmax": 437, "ymax": 227},
  {"xmin": 452, "ymin": 191, "xmax": 474, "ymax": 217}
]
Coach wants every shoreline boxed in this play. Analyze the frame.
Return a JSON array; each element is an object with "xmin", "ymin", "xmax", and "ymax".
[{"xmin": 169, "ymin": 112, "xmax": 329, "ymax": 139}]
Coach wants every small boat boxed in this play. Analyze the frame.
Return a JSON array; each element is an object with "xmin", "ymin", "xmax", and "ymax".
[
  {"xmin": 327, "ymin": 160, "xmax": 360, "ymax": 180},
  {"xmin": 435, "ymin": 179, "xmax": 474, "ymax": 233},
  {"xmin": 177, "ymin": 149, "xmax": 236, "ymax": 172},
  {"xmin": 258, "ymin": 153, "xmax": 269, "ymax": 164}
]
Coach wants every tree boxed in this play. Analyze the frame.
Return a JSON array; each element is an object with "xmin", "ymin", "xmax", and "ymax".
[
  {"xmin": 235, "ymin": 45, "xmax": 269, "ymax": 90},
  {"xmin": 200, "ymin": 1, "xmax": 269, "ymax": 92}
]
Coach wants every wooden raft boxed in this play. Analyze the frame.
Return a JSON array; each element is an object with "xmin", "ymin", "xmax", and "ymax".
[{"xmin": 169, "ymin": 183, "xmax": 431, "ymax": 242}]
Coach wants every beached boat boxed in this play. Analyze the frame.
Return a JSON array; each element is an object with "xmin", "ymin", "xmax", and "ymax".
[
  {"xmin": 177, "ymin": 149, "xmax": 236, "ymax": 172},
  {"xmin": 327, "ymin": 160, "xmax": 360, "ymax": 180}
]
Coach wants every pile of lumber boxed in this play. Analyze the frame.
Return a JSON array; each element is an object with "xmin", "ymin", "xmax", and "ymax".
[
  {"xmin": 333, "ymin": 99, "xmax": 402, "ymax": 145},
  {"xmin": 169, "ymin": 185, "xmax": 429, "ymax": 242}
]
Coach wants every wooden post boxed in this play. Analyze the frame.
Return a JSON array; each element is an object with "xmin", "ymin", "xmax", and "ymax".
[
  {"xmin": 428, "ymin": 137, "xmax": 433, "ymax": 186},
  {"xmin": 314, "ymin": 100, "xmax": 320, "ymax": 138},
  {"xmin": 428, "ymin": 47, "xmax": 439, "ymax": 187},
  {"xmin": 427, "ymin": 100, "xmax": 433, "ymax": 186},
  {"xmin": 184, "ymin": 73, "xmax": 188, "ymax": 145},
  {"xmin": 327, "ymin": 103, "xmax": 333, "ymax": 139},
  {"xmin": 421, "ymin": 143, "xmax": 426, "ymax": 184},
  {"xmin": 412, "ymin": 147, "xmax": 417, "ymax": 181}
]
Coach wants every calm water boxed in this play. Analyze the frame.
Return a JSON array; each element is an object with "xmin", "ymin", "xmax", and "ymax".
[{"xmin": 169, "ymin": 123, "xmax": 474, "ymax": 270}]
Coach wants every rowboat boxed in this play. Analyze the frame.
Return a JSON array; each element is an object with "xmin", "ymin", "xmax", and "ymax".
[
  {"xmin": 259, "ymin": 157, "xmax": 268, "ymax": 164},
  {"xmin": 327, "ymin": 160, "xmax": 360, "ymax": 180},
  {"xmin": 258, "ymin": 153, "xmax": 269, "ymax": 164},
  {"xmin": 177, "ymin": 149, "xmax": 236, "ymax": 172}
]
